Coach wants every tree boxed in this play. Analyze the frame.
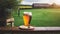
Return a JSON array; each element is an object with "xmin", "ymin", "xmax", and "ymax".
[{"xmin": 0, "ymin": 0, "xmax": 18, "ymax": 26}]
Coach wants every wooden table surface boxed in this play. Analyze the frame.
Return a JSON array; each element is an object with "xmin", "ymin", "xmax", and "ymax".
[
  {"xmin": 0, "ymin": 27, "xmax": 60, "ymax": 34},
  {"xmin": 0, "ymin": 27, "xmax": 60, "ymax": 31}
]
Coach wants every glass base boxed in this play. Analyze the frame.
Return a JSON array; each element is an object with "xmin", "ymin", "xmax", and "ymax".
[{"xmin": 19, "ymin": 25, "xmax": 34, "ymax": 30}]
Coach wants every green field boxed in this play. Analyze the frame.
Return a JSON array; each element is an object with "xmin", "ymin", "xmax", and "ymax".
[{"xmin": 13, "ymin": 9, "xmax": 60, "ymax": 27}]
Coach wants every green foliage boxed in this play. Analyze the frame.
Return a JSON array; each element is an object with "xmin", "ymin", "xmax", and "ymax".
[
  {"xmin": 0, "ymin": 0, "xmax": 19, "ymax": 19},
  {"xmin": 0, "ymin": 0, "xmax": 18, "ymax": 8}
]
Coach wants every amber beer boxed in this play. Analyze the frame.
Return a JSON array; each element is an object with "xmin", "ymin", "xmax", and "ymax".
[{"xmin": 23, "ymin": 12, "xmax": 32, "ymax": 26}]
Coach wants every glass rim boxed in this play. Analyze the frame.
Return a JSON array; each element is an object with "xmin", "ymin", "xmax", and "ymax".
[{"xmin": 24, "ymin": 12, "xmax": 32, "ymax": 16}]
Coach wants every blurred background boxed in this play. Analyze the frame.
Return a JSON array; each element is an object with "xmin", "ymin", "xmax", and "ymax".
[{"xmin": 13, "ymin": 0, "xmax": 60, "ymax": 27}]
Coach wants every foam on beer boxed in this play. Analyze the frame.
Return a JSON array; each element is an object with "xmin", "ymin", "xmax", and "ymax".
[{"xmin": 24, "ymin": 12, "xmax": 32, "ymax": 16}]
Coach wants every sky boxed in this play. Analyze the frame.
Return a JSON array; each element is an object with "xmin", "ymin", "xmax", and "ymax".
[{"xmin": 20, "ymin": 0, "xmax": 60, "ymax": 5}]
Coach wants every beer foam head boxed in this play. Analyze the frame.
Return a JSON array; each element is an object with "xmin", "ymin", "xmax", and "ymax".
[
  {"xmin": 29, "ymin": 12, "xmax": 32, "ymax": 16},
  {"xmin": 24, "ymin": 12, "xmax": 32, "ymax": 16}
]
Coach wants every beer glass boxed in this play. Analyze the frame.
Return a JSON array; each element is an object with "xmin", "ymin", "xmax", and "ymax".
[{"xmin": 23, "ymin": 12, "xmax": 32, "ymax": 27}]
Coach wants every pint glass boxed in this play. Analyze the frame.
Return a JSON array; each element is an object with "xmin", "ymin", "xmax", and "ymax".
[{"xmin": 23, "ymin": 12, "xmax": 32, "ymax": 26}]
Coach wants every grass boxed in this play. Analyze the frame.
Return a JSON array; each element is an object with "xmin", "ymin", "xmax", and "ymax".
[{"xmin": 13, "ymin": 8, "xmax": 60, "ymax": 27}]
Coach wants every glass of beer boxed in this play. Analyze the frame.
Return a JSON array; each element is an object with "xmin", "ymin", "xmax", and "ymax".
[{"xmin": 23, "ymin": 12, "xmax": 32, "ymax": 27}]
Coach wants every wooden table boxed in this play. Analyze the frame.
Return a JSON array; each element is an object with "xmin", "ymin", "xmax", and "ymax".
[{"xmin": 0, "ymin": 27, "xmax": 60, "ymax": 34}]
